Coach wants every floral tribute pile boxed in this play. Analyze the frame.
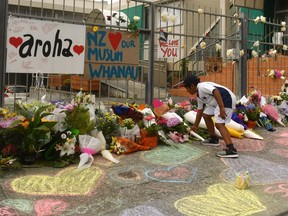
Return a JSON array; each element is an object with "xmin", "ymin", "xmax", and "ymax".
[{"xmin": 0, "ymin": 86, "xmax": 288, "ymax": 175}]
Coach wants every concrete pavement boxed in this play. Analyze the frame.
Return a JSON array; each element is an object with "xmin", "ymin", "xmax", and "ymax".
[{"xmin": 0, "ymin": 126, "xmax": 288, "ymax": 216}]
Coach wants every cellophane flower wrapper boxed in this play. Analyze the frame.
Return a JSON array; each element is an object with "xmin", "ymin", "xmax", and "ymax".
[
  {"xmin": 141, "ymin": 108, "xmax": 156, "ymax": 128},
  {"xmin": 138, "ymin": 128, "xmax": 159, "ymax": 148},
  {"xmin": 78, "ymin": 134, "xmax": 103, "ymax": 169},
  {"xmin": 111, "ymin": 104, "xmax": 143, "ymax": 123},
  {"xmin": 110, "ymin": 136, "xmax": 150, "ymax": 154},
  {"xmin": 262, "ymin": 104, "xmax": 285, "ymax": 126},
  {"xmin": 119, "ymin": 124, "xmax": 140, "ymax": 141},
  {"xmin": 45, "ymin": 107, "xmax": 67, "ymax": 132},
  {"xmin": 153, "ymin": 99, "xmax": 169, "ymax": 118}
]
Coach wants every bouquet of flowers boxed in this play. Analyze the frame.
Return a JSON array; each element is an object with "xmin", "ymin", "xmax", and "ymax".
[
  {"xmin": 63, "ymin": 91, "xmax": 95, "ymax": 135},
  {"xmin": 111, "ymin": 103, "xmax": 144, "ymax": 123},
  {"xmin": 95, "ymin": 109, "xmax": 120, "ymax": 145},
  {"xmin": 43, "ymin": 129, "xmax": 80, "ymax": 167},
  {"xmin": 157, "ymin": 112, "xmax": 189, "ymax": 143}
]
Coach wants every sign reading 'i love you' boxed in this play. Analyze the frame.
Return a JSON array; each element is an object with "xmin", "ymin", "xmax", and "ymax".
[{"xmin": 6, "ymin": 17, "xmax": 85, "ymax": 74}]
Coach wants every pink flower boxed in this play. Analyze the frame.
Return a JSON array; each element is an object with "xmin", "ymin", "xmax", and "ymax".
[
  {"xmin": 144, "ymin": 115, "xmax": 155, "ymax": 121},
  {"xmin": 166, "ymin": 117, "xmax": 181, "ymax": 127},
  {"xmin": 64, "ymin": 104, "xmax": 74, "ymax": 111}
]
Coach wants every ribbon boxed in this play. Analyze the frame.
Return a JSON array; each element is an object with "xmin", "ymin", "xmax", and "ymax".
[{"xmin": 81, "ymin": 147, "xmax": 97, "ymax": 155}]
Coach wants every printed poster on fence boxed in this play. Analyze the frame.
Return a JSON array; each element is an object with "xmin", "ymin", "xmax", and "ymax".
[
  {"xmin": 84, "ymin": 28, "xmax": 139, "ymax": 80},
  {"xmin": 6, "ymin": 17, "xmax": 85, "ymax": 74},
  {"xmin": 157, "ymin": 37, "xmax": 180, "ymax": 59}
]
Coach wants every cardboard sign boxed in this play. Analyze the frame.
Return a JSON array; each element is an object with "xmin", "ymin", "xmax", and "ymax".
[
  {"xmin": 84, "ymin": 28, "xmax": 139, "ymax": 80},
  {"xmin": 157, "ymin": 38, "xmax": 180, "ymax": 59},
  {"xmin": 6, "ymin": 17, "xmax": 85, "ymax": 74}
]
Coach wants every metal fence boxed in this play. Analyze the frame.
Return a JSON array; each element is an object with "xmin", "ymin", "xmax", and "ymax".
[{"xmin": 1, "ymin": 0, "xmax": 288, "ymax": 110}]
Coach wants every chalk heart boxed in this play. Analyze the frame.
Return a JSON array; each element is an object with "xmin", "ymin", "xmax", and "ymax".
[
  {"xmin": 142, "ymin": 145, "xmax": 205, "ymax": 165},
  {"xmin": 11, "ymin": 167, "xmax": 102, "ymax": 195},
  {"xmin": 9, "ymin": 37, "xmax": 23, "ymax": 48},
  {"xmin": 146, "ymin": 165, "xmax": 197, "ymax": 183},
  {"xmin": 73, "ymin": 45, "xmax": 84, "ymax": 55},
  {"xmin": 221, "ymin": 155, "xmax": 288, "ymax": 184},
  {"xmin": 174, "ymin": 183, "xmax": 266, "ymax": 216},
  {"xmin": 0, "ymin": 199, "xmax": 34, "ymax": 215},
  {"xmin": 35, "ymin": 199, "xmax": 69, "ymax": 216},
  {"xmin": 108, "ymin": 32, "xmax": 122, "ymax": 50}
]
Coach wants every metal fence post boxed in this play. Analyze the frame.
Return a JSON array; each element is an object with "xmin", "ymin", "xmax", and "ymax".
[
  {"xmin": 0, "ymin": 0, "xmax": 8, "ymax": 107},
  {"xmin": 238, "ymin": 12, "xmax": 248, "ymax": 97},
  {"xmin": 146, "ymin": 3, "xmax": 155, "ymax": 106}
]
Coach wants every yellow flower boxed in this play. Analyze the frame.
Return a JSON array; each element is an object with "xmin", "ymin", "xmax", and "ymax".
[{"xmin": 22, "ymin": 120, "xmax": 30, "ymax": 129}]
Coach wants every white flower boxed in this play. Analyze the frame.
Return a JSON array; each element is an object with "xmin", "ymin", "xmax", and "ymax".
[
  {"xmin": 168, "ymin": 97, "xmax": 173, "ymax": 106},
  {"xmin": 60, "ymin": 142, "xmax": 75, "ymax": 157},
  {"xmin": 281, "ymin": 76, "xmax": 285, "ymax": 80},
  {"xmin": 169, "ymin": 15, "xmax": 177, "ymax": 24},
  {"xmin": 200, "ymin": 42, "xmax": 206, "ymax": 49},
  {"xmin": 240, "ymin": 49, "xmax": 244, "ymax": 57},
  {"xmin": 281, "ymin": 26, "xmax": 286, "ymax": 32},
  {"xmin": 252, "ymin": 50, "xmax": 258, "ymax": 58},
  {"xmin": 269, "ymin": 49, "xmax": 277, "ymax": 56},
  {"xmin": 61, "ymin": 133, "xmax": 67, "ymax": 140},
  {"xmin": 161, "ymin": 13, "xmax": 169, "ymax": 22},
  {"xmin": 167, "ymin": 27, "xmax": 172, "ymax": 33},
  {"xmin": 280, "ymin": 70, "xmax": 285, "ymax": 75},
  {"xmin": 244, "ymin": 114, "xmax": 248, "ymax": 122},
  {"xmin": 260, "ymin": 16, "xmax": 266, "ymax": 23},
  {"xmin": 133, "ymin": 16, "xmax": 140, "ymax": 22},
  {"xmin": 233, "ymin": 13, "xmax": 238, "ymax": 17},
  {"xmin": 189, "ymin": 47, "xmax": 196, "ymax": 53},
  {"xmin": 283, "ymin": 45, "xmax": 288, "ymax": 50},
  {"xmin": 254, "ymin": 16, "xmax": 260, "ymax": 24},
  {"xmin": 197, "ymin": 8, "xmax": 204, "ymax": 14},
  {"xmin": 226, "ymin": 49, "xmax": 234, "ymax": 58},
  {"xmin": 281, "ymin": 21, "xmax": 286, "ymax": 26},
  {"xmin": 215, "ymin": 43, "xmax": 221, "ymax": 52},
  {"xmin": 59, "ymin": 136, "xmax": 77, "ymax": 157},
  {"xmin": 253, "ymin": 40, "xmax": 259, "ymax": 47},
  {"xmin": 237, "ymin": 20, "xmax": 242, "ymax": 27},
  {"xmin": 268, "ymin": 69, "xmax": 275, "ymax": 77}
]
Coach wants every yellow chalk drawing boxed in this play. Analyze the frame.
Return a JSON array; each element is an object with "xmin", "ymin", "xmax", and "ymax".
[
  {"xmin": 11, "ymin": 167, "xmax": 102, "ymax": 195},
  {"xmin": 174, "ymin": 183, "xmax": 266, "ymax": 216}
]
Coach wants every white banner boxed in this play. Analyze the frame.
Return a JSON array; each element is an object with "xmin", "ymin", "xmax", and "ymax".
[
  {"xmin": 157, "ymin": 37, "xmax": 180, "ymax": 59},
  {"xmin": 6, "ymin": 17, "xmax": 85, "ymax": 74}
]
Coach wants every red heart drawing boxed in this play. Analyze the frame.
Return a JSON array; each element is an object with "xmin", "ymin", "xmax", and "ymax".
[
  {"xmin": 9, "ymin": 37, "xmax": 23, "ymax": 48},
  {"xmin": 73, "ymin": 45, "xmax": 84, "ymax": 55},
  {"xmin": 108, "ymin": 32, "xmax": 122, "ymax": 50}
]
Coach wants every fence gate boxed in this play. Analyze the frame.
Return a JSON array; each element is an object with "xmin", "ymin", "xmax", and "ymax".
[{"xmin": 1, "ymin": 0, "xmax": 288, "ymax": 110}]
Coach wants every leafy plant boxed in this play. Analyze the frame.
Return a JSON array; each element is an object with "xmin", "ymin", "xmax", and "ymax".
[{"xmin": 16, "ymin": 104, "xmax": 57, "ymax": 153}]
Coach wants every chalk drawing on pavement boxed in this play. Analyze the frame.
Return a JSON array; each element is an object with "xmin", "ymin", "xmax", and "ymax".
[
  {"xmin": 274, "ymin": 138, "xmax": 288, "ymax": 146},
  {"xmin": 231, "ymin": 138, "xmax": 264, "ymax": 152},
  {"xmin": 0, "ymin": 199, "xmax": 34, "ymax": 215},
  {"xmin": 145, "ymin": 165, "xmax": 198, "ymax": 183},
  {"xmin": 0, "ymin": 198, "xmax": 69, "ymax": 216},
  {"xmin": 61, "ymin": 197, "xmax": 122, "ymax": 216},
  {"xmin": 174, "ymin": 183, "xmax": 266, "ymax": 216},
  {"xmin": 0, "ymin": 206, "xmax": 18, "ymax": 216},
  {"xmin": 119, "ymin": 205, "xmax": 165, "ymax": 216},
  {"xmin": 10, "ymin": 166, "xmax": 103, "ymax": 195},
  {"xmin": 220, "ymin": 155, "xmax": 288, "ymax": 184},
  {"xmin": 141, "ymin": 145, "xmax": 206, "ymax": 165},
  {"xmin": 265, "ymin": 183, "xmax": 288, "ymax": 198},
  {"xmin": 109, "ymin": 166, "xmax": 147, "ymax": 186},
  {"xmin": 270, "ymin": 149, "xmax": 288, "ymax": 158}
]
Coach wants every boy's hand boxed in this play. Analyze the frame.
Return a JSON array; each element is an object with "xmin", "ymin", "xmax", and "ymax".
[{"xmin": 218, "ymin": 107, "xmax": 227, "ymax": 119}]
